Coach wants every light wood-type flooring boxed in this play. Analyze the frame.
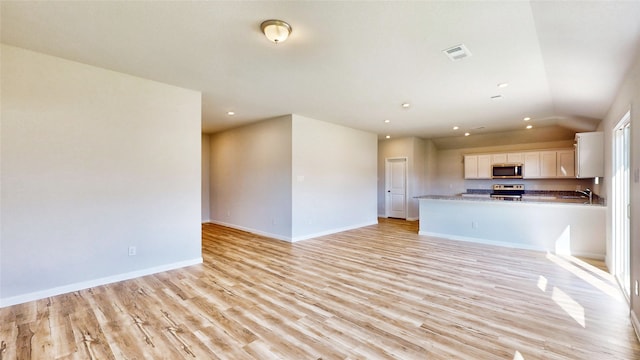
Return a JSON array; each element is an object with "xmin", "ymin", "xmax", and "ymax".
[{"xmin": 1, "ymin": 218, "xmax": 639, "ymax": 359}]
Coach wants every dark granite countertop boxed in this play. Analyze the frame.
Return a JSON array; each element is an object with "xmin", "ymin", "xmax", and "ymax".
[{"xmin": 416, "ymin": 191, "xmax": 605, "ymax": 206}]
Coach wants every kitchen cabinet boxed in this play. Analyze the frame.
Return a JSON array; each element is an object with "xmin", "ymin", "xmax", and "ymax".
[
  {"xmin": 557, "ymin": 150, "xmax": 575, "ymax": 177},
  {"xmin": 466, "ymin": 149, "xmax": 574, "ymax": 179},
  {"xmin": 507, "ymin": 153, "xmax": 523, "ymax": 163},
  {"xmin": 492, "ymin": 154, "xmax": 507, "ymax": 164},
  {"xmin": 491, "ymin": 153, "xmax": 522, "ymax": 164},
  {"xmin": 464, "ymin": 155, "xmax": 491, "ymax": 179},
  {"xmin": 523, "ymin": 150, "xmax": 574, "ymax": 179},
  {"xmin": 575, "ymin": 132, "xmax": 604, "ymax": 178},
  {"xmin": 540, "ymin": 151, "xmax": 557, "ymax": 178},
  {"xmin": 523, "ymin": 152, "xmax": 541, "ymax": 178}
]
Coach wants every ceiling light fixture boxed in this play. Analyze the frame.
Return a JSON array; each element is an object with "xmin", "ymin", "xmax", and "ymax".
[
  {"xmin": 227, "ymin": 111, "xmax": 235, "ymax": 116},
  {"xmin": 385, "ymin": 135, "xmax": 391, "ymax": 139},
  {"xmin": 464, "ymin": 132, "xmax": 471, "ymax": 137},
  {"xmin": 523, "ymin": 117, "xmax": 531, "ymax": 121},
  {"xmin": 260, "ymin": 20, "xmax": 292, "ymax": 44},
  {"xmin": 384, "ymin": 119, "xmax": 390, "ymax": 123},
  {"xmin": 497, "ymin": 83, "xmax": 509, "ymax": 88},
  {"xmin": 453, "ymin": 126, "xmax": 459, "ymax": 130},
  {"xmin": 526, "ymin": 125, "xmax": 533, "ymax": 129},
  {"xmin": 402, "ymin": 103, "xmax": 410, "ymax": 108}
]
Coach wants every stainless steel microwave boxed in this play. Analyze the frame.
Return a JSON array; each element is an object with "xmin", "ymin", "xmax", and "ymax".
[{"xmin": 492, "ymin": 163, "xmax": 523, "ymax": 179}]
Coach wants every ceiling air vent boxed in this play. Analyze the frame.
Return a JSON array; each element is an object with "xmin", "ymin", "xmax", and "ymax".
[{"xmin": 443, "ymin": 44, "xmax": 472, "ymax": 61}]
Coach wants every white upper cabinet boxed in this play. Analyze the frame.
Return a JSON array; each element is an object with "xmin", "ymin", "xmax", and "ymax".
[
  {"xmin": 507, "ymin": 153, "xmax": 523, "ymax": 163},
  {"xmin": 575, "ymin": 132, "xmax": 604, "ymax": 178},
  {"xmin": 540, "ymin": 151, "xmax": 557, "ymax": 178},
  {"xmin": 466, "ymin": 149, "xmax": 574, "ymax": 179},
  {"xmin": 523, "ymin": 152, "xmax": 541, "ymax": 178},
  {"xmin": 491, "ymin": 153, "xmax": 507, "ymax": 164},
  {"xmin": 556, "ymin": 150, "xmax": 575, "ymax": 177},
  {"xmin": 464, "ymin": 155, "xmax": 492, "ymax": 179}
]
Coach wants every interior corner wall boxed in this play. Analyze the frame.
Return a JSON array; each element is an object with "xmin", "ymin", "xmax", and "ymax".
[
  {"xmin": 209, "ymin": 116, "xmax": 293, "ymax": 241},
  {"xmin": 598, "ymin": 48, "xmax": 640, "ymax": 331},
  {"xmin": 202, "ymin": 133, "xmax": 211, "ymax": 222},
  {"xmin": 0, "ymin": 45, "xmax": 202, "ymax": 307},
  {"xmin": 378, "ymin": 136, "xmax": 426, "ymax": 220},
  {"xmin": 291, "ymin": 115, "xmax": 378, "ymax": 240}
]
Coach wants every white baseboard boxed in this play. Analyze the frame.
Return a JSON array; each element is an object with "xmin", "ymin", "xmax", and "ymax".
[
  {"xmin": 209, "ymin": 219, "xmax": 379, "ymax": 243},
  {"xmin": 208, "ymin": 220, "xmax": 293, "ymax": 242},
  {"xmin": 0, "ymin": 258, "xmax": 202, "ymax": 308},
  {"xmin": 418, "ymin": 231, "xmax": 605, "ymax": 260},
  {"xmin": 291, "ymin": 220, "xmax": 379, "ymax": 242}
]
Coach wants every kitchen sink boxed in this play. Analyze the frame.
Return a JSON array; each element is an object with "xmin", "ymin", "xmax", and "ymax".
[{"xmin": 559, "ymin": 195, "xmax": 588, "ymax": 199}]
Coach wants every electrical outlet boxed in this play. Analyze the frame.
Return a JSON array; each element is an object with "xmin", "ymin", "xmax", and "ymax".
[{"xmin": 128, "ymin": 246, "xmax": 137, "ymax": 256}]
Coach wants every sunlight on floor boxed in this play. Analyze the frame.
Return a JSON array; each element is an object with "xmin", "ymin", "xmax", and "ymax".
[
  {"xmin": 537, "ymin": 275, "xmax": 548, "ymax": 292},
  {"xmin": 554, "ymin": 226, "xmax": 572, "ymax": 255},
  {"xmin": 546, "ymin": 252, "xmax": 624, "ymax": 302},
  {"xmin": 552, "ymin": 286, "xmax": 585, "ymax": 327}
]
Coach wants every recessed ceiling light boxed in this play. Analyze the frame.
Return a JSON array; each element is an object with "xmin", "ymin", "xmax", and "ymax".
[
  {"xmin": 490, "ymin": 95, "xmax": 503, "ymax": 100},
  {"xmin": 464, "ymin": 132, "xmax": 471, "ymax": 136},
  {"xmin": 402, "ymin": 103, "xmax": 410, "ymax": 108},
  {"xmin": 227, "ymin": 111, "xmax": 235, "ymax": 116},
  {"xmin": 384, "ymin": 119, "xmax": 390, "ymax": 123},
  {"xmin": 526, "ymin": 125, "xmax": 533, "ymax": 129},
  {"xmin": 453, "ymin": 126, "xmax": 459, "ymax": 130},
  {"xmin": 385, "ymin": 135, "xmax": 391, "ymax": 139},
  {"xmin": 497, "ymin": 83, "xmax": 509, "ymax": 88},
  {"xmin": 523, "ymin": 117, "xmax": 531, "ymax": 121}
]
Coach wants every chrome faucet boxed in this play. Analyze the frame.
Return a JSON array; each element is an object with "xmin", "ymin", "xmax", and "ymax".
[{"xmin": 575, "ymin": 188, "xmax": 593, "ymax": 204}]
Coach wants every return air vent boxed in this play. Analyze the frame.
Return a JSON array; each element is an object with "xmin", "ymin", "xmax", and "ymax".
[{"xmin": 443, "ymin": 44, "xmax": 472, "ymax": 61}]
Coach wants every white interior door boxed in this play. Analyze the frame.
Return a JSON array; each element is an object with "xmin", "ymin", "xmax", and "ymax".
[
  {"xmin": 385, "ymin": 158, "xmax": 407, "ymax": 219},
  {"xmin": 613, "ymin": 112, "xmax": 631, "ymax": 298}
]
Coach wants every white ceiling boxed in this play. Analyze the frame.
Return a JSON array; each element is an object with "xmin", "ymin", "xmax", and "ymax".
[{"xmin": 2, "ymin": 1, "xmax": 640, "ymax": 143}]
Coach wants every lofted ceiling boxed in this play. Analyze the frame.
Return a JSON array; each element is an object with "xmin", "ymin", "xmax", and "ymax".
[{"xmin": 2, "ymin": 1, "xmax": 640, "ymax": 144}]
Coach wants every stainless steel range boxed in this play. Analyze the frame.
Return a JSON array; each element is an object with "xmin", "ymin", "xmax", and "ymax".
[{"xmin": 490, "ymin": 184, "xmax": 524, "ymax": 200}]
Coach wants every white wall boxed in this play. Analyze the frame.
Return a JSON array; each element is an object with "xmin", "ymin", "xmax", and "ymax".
[
  {"xmin": 598, "ymin": 48, "xmax": 640, "ymax": 327},
  {"xmin": 291, "ymin": 115, "xmax": 378, "ymax": 240},
  {"xmin": 432, "ymin": 140, "xmax": 594, "ymax": 195},
  {"xmin": 378, "ymin": 137, "xmax": 430, "ymax": 220},
  {"xmin": 202, "ymin": 133, "xmax": 211, "ymax": 222},
  {"xmin": 209, "ymin": 116, "xmax": 293, "ymax": 240},
  {"xmin": 0, "ymin": 45, "xmax": 202, "ymax": 307}
]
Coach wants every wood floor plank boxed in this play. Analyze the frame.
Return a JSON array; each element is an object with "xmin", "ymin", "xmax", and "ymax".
[{"xmin": 1, "ymin": 218, "xmax": 639, "ymax": 359}]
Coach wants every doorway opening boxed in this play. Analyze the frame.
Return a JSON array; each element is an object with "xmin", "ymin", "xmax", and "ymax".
[{"xmin": 612, "ymin": 110, "xmax": 631, "ymax": 299}]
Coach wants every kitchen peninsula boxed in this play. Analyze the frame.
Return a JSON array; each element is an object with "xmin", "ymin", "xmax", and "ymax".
[{"xmin": 417, "ymin": 194, "xmax": 605, "ymax": 259}]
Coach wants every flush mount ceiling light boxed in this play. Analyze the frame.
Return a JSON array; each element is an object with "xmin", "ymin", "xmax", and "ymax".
[
  {"xmin": 526, "ymin": 125, "xmax": 533, "ymax": 129},
  {"xmin": 384, "ymin": 119, "xmax": 391, "ymax": 123},
  {"xmin": 260, "ymin": 20, "xmax": 292, "ymax": 44},
  {"xmin": 497, "ymin": 83, "xmax": 509, "ymax": 88},
  {"xmin": 385, "ymin": 135, "xmax": 391, "ymax": 139},
  {"xmin": 453, "ymin": 126, "xmax": 459, "ymax": 130},
  {"xmin": 464, "ymin": 132, "xmax": 471, "ymax": 137},
  {"xmin": 523, "ymin": 117, "xmax": 531, "ymax": 121},
  {"xmin": 227, "ymin": 111, "xmax": 235, "ymax": 116},
  {"xmin": 402, "ymin": 103, "xmax": 411, "ymax": 108}
]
